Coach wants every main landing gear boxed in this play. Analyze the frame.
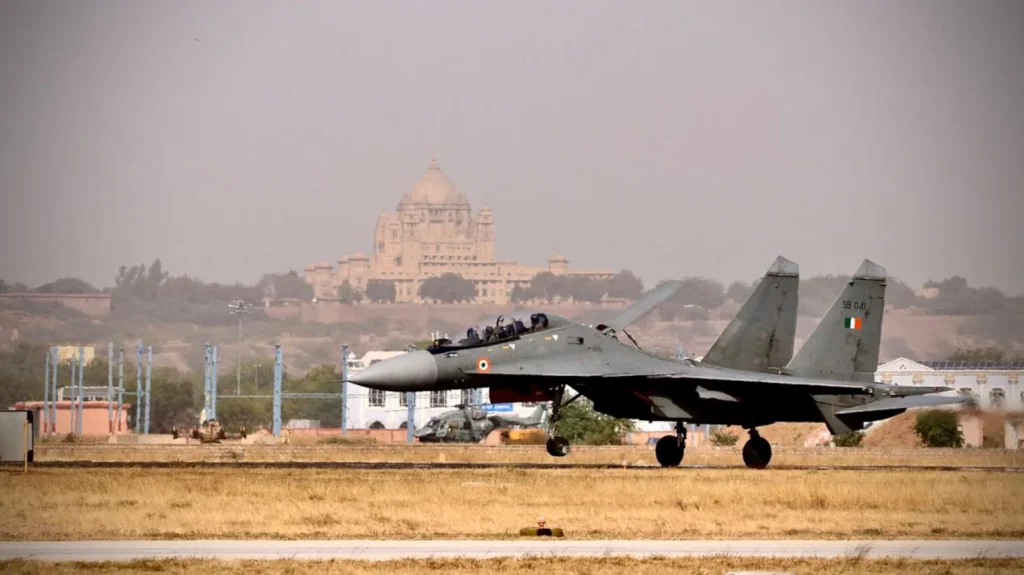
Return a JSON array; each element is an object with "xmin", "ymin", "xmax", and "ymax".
[
  {"xmin": 741, "ymin": 428, "xmax": 772, "ymax": 469},
  {"xmin": 655, "ymin": 422, "xmax": 687, "ymax": 467},
  {"xmin": 544, "ymin": 385, "xmax": 581, "ymax": 457}
]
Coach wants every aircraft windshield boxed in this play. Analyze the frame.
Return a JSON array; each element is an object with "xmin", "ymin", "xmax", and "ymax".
[{"xmin": 430, "ymin": 313, "xmax": 557, "ymax": 349}]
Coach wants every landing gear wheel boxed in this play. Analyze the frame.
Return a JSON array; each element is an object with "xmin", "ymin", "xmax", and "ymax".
[
  {"xmin": 742, "ymin": 435, "xmax": 772, "ymax": 469},
  {"xmin": 655, "ymin": 435, "xmax": 684, "ymax": 467},
  {"xmin": 546, "ymin": 436, "xmax": 570, "ymax": 457}
]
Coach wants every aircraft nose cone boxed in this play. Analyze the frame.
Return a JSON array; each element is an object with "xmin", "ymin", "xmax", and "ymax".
[{"xmin": 347, "ymin": 350, "xmax": 438, "ymax": 390}]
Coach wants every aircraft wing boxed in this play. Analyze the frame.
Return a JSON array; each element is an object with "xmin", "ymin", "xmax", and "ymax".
[
  {"xmin": 834, "ymin": 394, "xmax": 965, "ymax": 415},
  {"xmin": 600, "ymin": 280, "xmax": 683, "ymax": 333},
  {"xmin": 479, "ymin": 360, "xmax": 877, "ymax": 396}
]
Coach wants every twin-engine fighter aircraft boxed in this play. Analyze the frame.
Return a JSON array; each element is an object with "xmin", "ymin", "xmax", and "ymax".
[{"xmin": 348, "ymin": 258, "xmax": 962, "ymax": 468}]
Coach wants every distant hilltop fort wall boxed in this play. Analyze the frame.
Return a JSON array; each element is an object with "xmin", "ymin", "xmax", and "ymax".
[{"xmin": 304, "ymin": 156, "xmax": 613, "ymax": 305}]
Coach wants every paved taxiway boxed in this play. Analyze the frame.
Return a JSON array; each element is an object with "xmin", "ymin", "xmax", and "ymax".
[{"xmin": 3, "ymin": 540, "xmax": 1024, "ymax": 561}]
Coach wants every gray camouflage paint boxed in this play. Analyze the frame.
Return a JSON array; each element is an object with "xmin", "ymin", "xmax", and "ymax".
[{"xmin": 349, "ymin": 258, "xmax": 961, "ymax": 437}]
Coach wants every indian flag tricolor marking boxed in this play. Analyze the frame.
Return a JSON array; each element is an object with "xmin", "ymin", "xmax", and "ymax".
[{"xmin": 844, "ymin": 317, "xmax": 863, "ymax": 330}]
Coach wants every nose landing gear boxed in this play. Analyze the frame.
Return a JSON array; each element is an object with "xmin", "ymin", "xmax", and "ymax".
[{"xmin": 742, "ymin": 428, "xmax": 772, "ymax": 469}]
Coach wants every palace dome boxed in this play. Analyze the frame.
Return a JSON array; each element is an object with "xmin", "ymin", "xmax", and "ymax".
[{"xmin": 398, "ymin": 156, "xmax": 469, "ymax": 209}]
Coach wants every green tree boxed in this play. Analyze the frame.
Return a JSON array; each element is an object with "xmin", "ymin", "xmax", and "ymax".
[
  {"xmin": 148, "ymin": 367, "xmax": 202, "ymax": 433},
  {"xmin": 214, "ymin": 358, "xmax": 280, "ymax": 431},
  {"xmin": 921, "ymin": 277, "xmax": 1010, "ymax": 316},
  {"xmin": 725, "ymin": 280, "xmax": 756, "ymax": 303},
  {"xmin": 607, "ymin": 270, "xmax": 644, "ymax": 299},
  {"xmin": 914, "ymin": 410, "xmax": 964, "ymax": 448},
  {"xmin": 529, "ymin": 272, "xmax": 570, "ymax": 303},
  {"xmin": 656, "ymin": 277, "xmax": 726, "ymax": 320},
  {"xmin": 509, "ymin": 284, "xmax": 534, "ymax": 303},
  {"xmin": 566, "ymin": 276, "xmax": 608, "ymax": 303},
  {"xmin": 337, "ymin": 281, "xmax": 363, "ymax": 304},
  {"xmin": 948, "ymin": 346, "xmax": 1006, "ymax": 362},
  {"xmin": 257, "ymin": 270, "xmax": 313, "ymax": 300},
  {"xmin": 366, "ymin": 280, "xmax": 397, "ymax": 303},
  {"xmin": 673, "ymin": 277, "xmax": 726, "ymax": 309},
  {"xmin": 418, "ymin": 273, "xmax": 476, "ymax": 303},
  {"xmin": 832, "ymin": 431, "xmax": 864, "ymax": 447},
  {"xmin": 282, "ymin": 365, "xmax": 342, "ymax": 427},
  {"xmin": 886, "ymin": 278, "xmax": 919, "ymax": 309},
  {"xmin": 800, "ymin": 275, "xmax": 851, "ymax": 317},
  {"xmin": 0, "ymin": 280, "xmax": 29, "ymax": 293},
  {"xmin": 556, "ymin": 398, "xmax": 634, "ymax": 445},
  {"xmin": 0, "ymin": 343, "xmax": 50, "ymax": 409},
  {"xmin": 33, "ymin": 277, "xmax": 98, "ymax": 294},
  {"xmin": 709, "ymin": 427, "xmax": 739, "ymax": 446}
]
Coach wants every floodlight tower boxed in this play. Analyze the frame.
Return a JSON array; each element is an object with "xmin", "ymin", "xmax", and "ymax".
[{"xmin": 228, "ymin": 299, "xmax": 252, "ymax": 395}]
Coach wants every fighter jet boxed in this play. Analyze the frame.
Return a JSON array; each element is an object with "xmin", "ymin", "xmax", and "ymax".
[
  {"xmin": 414, "ymin": 404, "xmax": 547, "ymax": 443},
  {"xmin": 348, "ymin": 258, "xmax": 962, "ymax": 468}
]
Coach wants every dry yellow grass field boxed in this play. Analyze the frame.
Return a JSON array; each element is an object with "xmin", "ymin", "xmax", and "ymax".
[
  {"xmin": 2, "ymin": 467, "xmax": 1021, "ymax": 541},
  {"xmin": 35, "ymin": 442, "xmax": 1021, "ymax": 468},
  {"xmin": 3, "ymin": 557, "xmax": 1024, "ymax": 575}
]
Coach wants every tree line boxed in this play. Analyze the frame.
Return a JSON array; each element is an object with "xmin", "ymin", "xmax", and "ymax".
[
  {"xmin": 337, "ymin": 270, "xmax": 646, "ymax": 305},
  {"xmin": 0, "ymin": 343, "xmax": 355, "ymax": 434},
  {"xmin": 3, "ymin": 260, "xmax": 1022, "ymax": 328},
  {"xmin": 1, "ymin": 344, "xmax": 637, "ymax": 439}
]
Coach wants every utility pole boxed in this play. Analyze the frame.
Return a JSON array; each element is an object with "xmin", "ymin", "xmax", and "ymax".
[{"xmin": 228, "ymin": 299, "xmax": 251, "ymax": 395}]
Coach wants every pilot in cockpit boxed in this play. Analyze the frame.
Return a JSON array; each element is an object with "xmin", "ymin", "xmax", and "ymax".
[
  {"xmin": 529, "ymin": 313, "xmax": 549, "ymax": 331},
  {"xmin": 513, "ymin": 318, "xmax": 527, "ymax": 334},
  {"xmin": 483, "ymin": 325, "xmax": 496, "ymax": 342},
  {"xmin": 464, "ymin": 326, "xmax": 482, "ymax": 345}
]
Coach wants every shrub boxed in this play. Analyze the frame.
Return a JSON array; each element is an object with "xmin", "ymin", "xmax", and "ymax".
[
  {"xmin": 832, "ymin": 431, "xmax": 864, "ymax": 447},
  {"xmin": 318, "ymin": 436, "xmax": 376, "ymax": 445},
  {"xmin": 557, "ymin": 399, "xmax": 634, "ymax": 445},
  {"xmin": 709, "ymin": 428, "xmax": 739, "ymax": 446},
  {"xmin": 914, "ymin": 409, "xmax": 964, "ymax": 448}
]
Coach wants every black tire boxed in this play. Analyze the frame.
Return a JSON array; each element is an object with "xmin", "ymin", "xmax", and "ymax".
[
  {"xmin": 655, "ymin": 435, "xmax": 684, "ymax": 467},
  {"xmin": 546, "ymin": 436, "xmax": 570, "ymax": 457},
  {"xmin": 742, "ymin": 436, "xmax": 772, "ymax": 469}
]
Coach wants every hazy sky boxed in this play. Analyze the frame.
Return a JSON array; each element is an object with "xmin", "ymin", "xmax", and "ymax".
[{"xmin": 2, "ymin": 1, "xmax": 1022, "ymax": 293}]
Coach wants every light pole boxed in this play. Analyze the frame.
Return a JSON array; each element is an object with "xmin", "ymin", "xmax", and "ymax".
[{"xmin": 228, "ymin": 299, "xmax": 251, "ymax": 395}]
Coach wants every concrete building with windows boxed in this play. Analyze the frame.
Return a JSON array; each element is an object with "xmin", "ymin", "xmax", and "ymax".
[
  {"xmin": 875, "ymin": 358, "xmax": 1024, "ymax": 411},
  {"xmin": 305, "ymin": 156, "xmax": 613, "ymax": 304}
]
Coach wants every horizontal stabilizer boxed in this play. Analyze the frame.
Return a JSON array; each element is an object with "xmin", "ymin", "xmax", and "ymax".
[{"xmin": 836, "ymin": 394, "xmax": 965, "ymax": 416}]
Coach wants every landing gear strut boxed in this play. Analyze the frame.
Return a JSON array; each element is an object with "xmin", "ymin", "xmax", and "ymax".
[
  {"xmin": 545, "ymin": 385, "xmax": 579, "ymax": 457},
  {"xmin": 655, "ymin": 422, "xmax": 686, "ymax": 467},
  {"xmin": 741, "ymin": 429, "xmax": 772, "ymax": 469}
]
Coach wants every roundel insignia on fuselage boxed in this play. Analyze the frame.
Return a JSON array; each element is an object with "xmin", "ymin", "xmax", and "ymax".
[{"xmin": 476, "ymin": 357, "xmax": 491, "ymax": 373}]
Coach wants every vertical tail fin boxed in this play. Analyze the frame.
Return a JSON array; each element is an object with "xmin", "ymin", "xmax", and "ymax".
[
  {"xmin": 786, "ymin": 259, "xmax": 887, "ymax": 382},
  {"xmin": 701, "ymin": 256, "xmax": 799, "ymax": 373}
]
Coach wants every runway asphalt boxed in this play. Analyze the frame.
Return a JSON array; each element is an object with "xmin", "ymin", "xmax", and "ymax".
[
  {"xmin": 3, "ymin": 540, "xmax": 1024, "ymax": 561},
  {"xmin": 22, "ymin": 460, "xmax": 1022, "ymax": 472}
]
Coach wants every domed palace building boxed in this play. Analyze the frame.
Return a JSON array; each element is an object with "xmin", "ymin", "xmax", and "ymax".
[{"xmin": 304, "ymin": 157, "xmax": 613, "ymax": 304}]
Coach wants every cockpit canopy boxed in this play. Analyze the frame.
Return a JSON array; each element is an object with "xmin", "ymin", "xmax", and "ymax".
[{"xmin": 428, "ymin": 312, "xmax": 565, "ymax": 351}]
